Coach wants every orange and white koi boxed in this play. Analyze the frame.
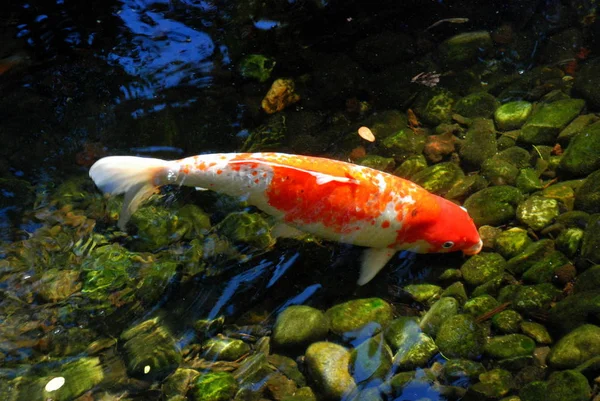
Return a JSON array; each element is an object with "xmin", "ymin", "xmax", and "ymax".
[{"xmin": 89, "ymin": 152, "xmax": 482, "ymax": 285}]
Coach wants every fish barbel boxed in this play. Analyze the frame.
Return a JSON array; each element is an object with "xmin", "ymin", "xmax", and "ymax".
[{"xmin": 89, "ymin": 152, "xmax": 482, "ymax": 284}]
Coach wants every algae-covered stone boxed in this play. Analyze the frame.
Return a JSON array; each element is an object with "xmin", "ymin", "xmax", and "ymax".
[
  {"xmin": 581, "ymin": 214, "xmax": 600, "ymax": 264},
  {"xmin": 547, "ymin": 291, "xmax": 600, "ymax": 331},
  {"xmin": 520, "ymin": 381, "xmax": 547, "ymax": 401},
  {"xmin": 574, "ymin": 265, "xmax": 600, "ymax": 293},
  {"xmin": 454, "ymin": 92, "xmax": 499, "ymax": 118},
  {"xmin": 445, "ymin": 174, "xmax": 489, "ymax": 201},
  {"xmin": 419, "ymin": 297, "xmax": 459, "ymax": 337},
  {"xmin": 30, "ymin": 357, "xmax": 104, "ymax": 401},
  {"xmin": 495, "ymin": 228, "xmax": 532, "ymax": 259},
  {"xmin": 202, "ymin": 337, "xmax": 250, "ymax": 361},
  {"xmin": 438, "ymin": 31, "xmax": 493, "ymax": 69},
  {"xmin": 402, "ymin": 284, "xmax": 442, "ymax": 304},
  {"xmin": 385, "ymin": 317, "xmax": 420, "ymax": 351},
  {"xmin": 505, "ymin": 239, "xmax": 555, "ymax": 275},
  {"xmin": 413, "ymin": 89, "xmax": 457, "ymax": 126},
  {"xmin": 481, "ymin": 158, "xmax": 519, "ymax": 186},
  {"xmin": 574, "ymin": 169, "xmax": 600, "ymax": 213},
  {"xmin": 393, "ymin": 154, "xmax": 428, "ymax": 179},
  {"xmin": 521, "ymin": 321, "xmax": 552, "ymax": 344},
  {"xmin": 242, "ymin": 114, "xmax": 286, "ymax": 152},
  {"xmin": 463, "ymin": 294, "xmax": 500, "ymax": 317},
  {"xmin": 542, "ymin": 181, "xmax": 578, "ymax": 211},
  {"xmin": 192, "ymin": 372, "xmax": 238, "ymax": 401},
  {"xmin": 305, "ymin": 342, "xmax": 356, "ymax": 399},
  {"xmin": 121, "ymin": 318, "xmax": 182, "ymax": 381},
  {"xmin": 435, "ymin": 314, "xmax": 485, "ymax": 359},
  {"xmin": 443, "ymin": 359, "xmax": 485, "ymax": 381},
  {"xmin": 509, "ymin": 283, "xmax": 561, "ymax": 315},
  {"xmin": 470, "ymin": 369, "xmax": 513, "ymax": 398},
  {"xmin": 234, "ymin": 352, "xmax": 273, "ymax": 387},
  {"xmin": 520, "ymin": 98, "xmax": 585, "ymax": 144},
  {"xmin": 163, "ymin": 368, "xmax": 200, "ymax": 400},
  {"xmin": 440, "ymin": 281, "xmax": 468, "ymax": 304},
  {"xmin": 560, "ymin": 121, "xmax": 600, "ymax": 176},
  {"xmin": 484, "ymin": 334, "xmax": 535, "ymax": 359},
  {"xmin": 548, "ymin": 324, "xmax": 600, "ymax": 368},
  {"xmin": 492, "ymin": 310, "xmax": 523, "ymax": 333},
  {"xmin": 273, "ymin": 305, "xmax": 329, "ymax": 348},
  {"xmin": 495, "ymin": 101, "xmax": 533, "ymax": 130},
  {"xmin": 349, "ymin": 333, "xmax": 393, "ymax": 383},
  {"xmin": 238, "ymin": 54, "xmax": 275, "ymax": 82},
  {"xmin": 393, "ymin": 331, "xmax": 438, "ymax": 370},
  {"xmin": 325, "ymin": 298, "xmax": 393, "ymax": 336},
  {"xmin": 357, "ymin": 155, "xmax": 395, "ymax": 171},
  {"xmin": 410, "ymin": 162, "xmax": 464, "ymax": 195},
  {"xmin": 268, "ymin": 354, "xmax": 306, "ymax": 387},
  {"xmin": 37, "ymin": 269, "xmax": 82, "ymax": 303},
  {"xmin": 459, "ymin": 118, "xmax": 497, "ymax": 168},
  {"xmin": 558, "ymin": 114, "xmax": 599, "ymax": 143},
  {"xmin": 217, "ymin": 211, "xmax": 274, "ymax": 249},
  {"xmin": 464, "ymin": 186, "xmax": 523, "ymax": 226},
  {"xmin": 522, "ymin": 250, "xmax": 569, "ymax": 284},
  {"xmin": 516, "ymin": 168, "xmax": 544, "ymax": 193},
  {"xmin": 460, "ymin": 252, "xmax": 506, "ymax": 286},
  {"xmin": 546, "ymin": 370, "xmax": 591, "ymax": 401},
  {"xmin": 381, "ymin": 128, "xmax": 426, "ymax": 162},
  {"xmin": 516, "ymin": 196, "xmax": 560, "ymax": 231}
]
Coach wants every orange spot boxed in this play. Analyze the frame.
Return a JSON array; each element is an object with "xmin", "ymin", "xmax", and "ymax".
[
  {"xmin": 252, "ymin": 170, "xmax": 258, "ymax": 176},
  {"xmin": 209, "ymin": 162, "xmax": 217, "ymax": 167},
  {"xmin": 182, "ymin": 165, "xmax": 190, "ymax": 174},
  {"xmin": 382, "ymin": 221, "xmax": 390, "ymax": 228},
  {"xmin": 254, "ymin": 179, "xmax": 260, "ymax": 184},
  {"xmin": 216, "ymin": 169, "xmax": 223, "ymax": 175}
]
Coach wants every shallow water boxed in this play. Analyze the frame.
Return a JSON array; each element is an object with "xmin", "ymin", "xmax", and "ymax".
[{"xmin": 2, "ymin": 1, "xmax": 600, "ymax": 400}]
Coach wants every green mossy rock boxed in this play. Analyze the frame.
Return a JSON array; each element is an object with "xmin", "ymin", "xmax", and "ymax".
[
  {"xmin": 121, "ymin": 318, "xmax": 182, "ymax": 381},
  {"xmin": 381, "ymin": 128, "xmax": 426, "ymax": 162},
  {"xmin": 272, "ymin": 305, "xmax": 329, "ymax": 348},
  {"xmin": 445, "ymin": 174, "xmax": 489, "ymax": 201},
  {"xmin": 546, "ymin": 370, "xmax": 592, "ymax": 401},
  {"xmin": 325, "ymin": 298, "xmax": 393, "ymax": 336},
  {"xmin": 393, "ymin": 154, "xmax": 428, "ymax": 179},
  {"xmin": 505, "ymin": 239, "xmax": 555, "ymax": 275},
  {"xmin": 419, "ymin": 297, "xmax": 459, "ymax": 337},
  {"xmin": 37, "ymin": 269, "xmax": 81, "ymax": 303},
  {"xmin": 202, "ymin": 337, "xmax": 251, "ymax": 361},
  {"xmin": 560, "ymin": 121, "xmax": 600, "ymax": 176},
  {"xmin": 494, "ymin": 101, "xmax": 533, "ymax": 130},
  {"xmin": 438, "ymin": 31, "xmax": 493, "ymax": 69},
  {"xmin": 305, "ymin": 342, "xmax": 356, "ymax": 399},
  {"xmin": 495, "ymin": 228, "xmax": 532, "ymax": 259},
  {"xmin": 349, "ymin": 333, "xmax": 393, "ymax": 383},
  {"xmin": 581, "ymin": 214, "xmax": 600, "ymax": 264},
  {"xmin": 402, "ymin": 283, "xmax": 442, "ymax": 304},
  {"xmin": 558, "ymin": 114, "xmax": 599, "ymax": 143},
  {"xmin": 234, "ymin": 352, "xmax": 273, "ymax": 387},
  {"xmin": 414, "ymin": 89, "xmax": 457, "ymax": 126},
  {"xmin": 454, "ymin": 92, "xmax": 499, "ymax": 118},
  {"xmin": 464, "ymin": 186, "xmax": 524, "ymax": 226},
  {"xmin": 463, "ymin": 294, "xmax": 500, "ymax": 317},
  {"xmin": 520, "ymin": 381, "xmax": 548, "ymax": 401},
  {"xmin": 460, "ymin": 252, "xmax": 506, "ymax": 286},
  {"xmin": 574, "ymin": 265, "xmax": 600, "ymax": 293},
  {"xmin": 435, "ymin": 314, "xmax": 485, "ymax": 359},
  {"xmin": 242, "ymin": 114, "xmax": 286, "ymax": 152},
  {"xmin": 484, "ymin": 334, "xmax": 535, "ymax": 359},
  {"xmin": 163, "ymin": 368, "xmax": 200, "ymax": 400},
  {"xmin": 459, "ymin": 118, "xmax": 497, "ymax": 168},
  {"xmin": 547, "ymin": 290, "xmax": 600, "ymax": 331},
  {"xmin": 441, "ymin": 281, "xmax": 468, "ymax": 304},
  {"xmin": 385, "ymin": 317, "xmax": 420, "ymax": 351},
  {"xmin": 217, "ymin": 211, "xmax": 274, "ymax": 249},
  {"xmin": 357, "ymin": 155, "xmax": 395, "ymax": 171},
  {"xmin": 410, "ymin": 162, "xmax": 464, "ymax": 195},
  {"xmin": 548, "ymin": 324, "xmax": 600, "ymax": 368},
  {"xmin": 481, "ymin": 158, "xmax": 519, "ymax": 186},
  {"xmin": 385, "ymin": 317, "xmax": 438, "ymax": 369},
  {"xmin": 574, "ymin": 169, "xmax": 600, "ymax": 213},
  {"xmin": 520, "ymin": 98, "xmax": 585, "ymax": 145},
  {"xmin": 505, "ymin": 283, "xmax": 561, "ymax": 315},
  {"xmin": 443, "ymin": 359, "xmax": 485, "ymax": 381},
  {"xmin": 520, "ymin": 321, "xmax": 552, "ymax": 344},
  {"xmin": 521, "ymin": 250, "xmax": 569, "ymax": 284},
  {"xmin": 574, "ymin": 57, "xmax": 600, "ymax": 108},
  {"xmin": 516, "ymin": 168, "xmax": 544, "ymax": 193},
  {"xmin": 238, "ymin": 54, "xmax": 275, "ymax": 82},
  {"xmin": 516, "ymin": 196, "xmax": 560, "ymax": 231},
  {"xmin": 491, "ymin": 310, "xmax": 523, "ymax": 333},
  {"xmin": 192, "ymin": 372, "xmax": 238, "ymax": 401},
  {"xmin": 469, "ymin": 368, "xmax": 513, "ymax": 398}
]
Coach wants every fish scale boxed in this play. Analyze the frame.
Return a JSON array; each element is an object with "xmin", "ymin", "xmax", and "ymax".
[{"xmin": 89, "ymin": 152, "xmax": 482, "ymax": 285}]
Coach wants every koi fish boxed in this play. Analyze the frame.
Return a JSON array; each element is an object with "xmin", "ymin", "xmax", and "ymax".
[{"xmin": 89, "ymin": 152, "xmax": 482, "ymax": 285}]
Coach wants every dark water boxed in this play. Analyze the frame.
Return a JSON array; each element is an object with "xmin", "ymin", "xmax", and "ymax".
[{"xmin": 1, "ymin": 0, "xmax": 599, "ymax": 400}]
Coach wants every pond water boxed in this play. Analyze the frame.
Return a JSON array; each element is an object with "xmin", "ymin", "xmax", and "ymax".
[{"xmin": 2, "ymin": 1, "xmax": 600, "ymax": 400}]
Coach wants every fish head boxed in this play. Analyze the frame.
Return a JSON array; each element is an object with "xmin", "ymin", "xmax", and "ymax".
[{"xmin": 409, "ymin": 196, "xmax": 482, "ymax": 255}]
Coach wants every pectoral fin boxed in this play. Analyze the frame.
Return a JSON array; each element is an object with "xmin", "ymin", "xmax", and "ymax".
[{"xmin": 358, "ymin": 248, "xmax": 396, "ymax": 285}]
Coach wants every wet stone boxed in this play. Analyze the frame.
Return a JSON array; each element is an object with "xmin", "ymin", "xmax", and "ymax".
[
  {"xmin": 460, "ymin": 252, "xmax": 507, "ymax": 286},
  {"xmin": 463, "ymin": 294, "xmax": 500, "ymax": 317},
  {"xmin": 435, "ymin": 314, "xmax": 485, "ymax": 360},
  {"xmin": 325, "ymin": 298, "xmax": 393, "ymax": 337},
  {"xmin": 440, "ymin": 281, "xmax": 468, "ymax": 304},
  {"xmin": 495, "ymin": 228, "xmax": 532, "ymax": 259},
  {"xmin": 491, "ymin": 310, "xmax": 523, "ymax": 333},
  {"xmin": 163, "ymin": 368, "xmax": 200, "ymax": 400},
  {"xmin": 272, "ymin": 305, "xmax": 329, "ymax": 349},
  {"xmin": 265, "ymin": 372, "xmax": 298, "ymax": 401},
  {"xmin": 484, "ymin": 334, "xmax": 535, "ymax": 359},
  {"xmin": 520, "ymin": 322, "xmax": 552, "ymax": 344},
  {"xmin": 202, "ymin": 337, "xmax": 251, "ymax": 361},
  {"xmin": 481, "ymin": 158, "xmax": 519, "ymax": 186},
  {"xmin": 36, "ymin": 269, "xmax": 81, "ymax": 303},
  {"xmin": 192, "ymin": 372, "xmax": 238, "ymax": 401},
  {"xmin": 516, "ymin": 168, "xmax": 544, "ymax": 193},
  {"xmin": 556, "ymin": 227, "xmax": 584, "ymax": 258},
  {"xmin": 548, "ymin": 324, "xmax": 600, "ymax": 368},
  {"xmin": 547, "ymin": 290, "xmax": 600, "ymax": 331},
  {"xmin": 393, "ymin": 154, "xmax": 428, "ymax": 179},
  {"xmin": 419, "ymin": 297, "xmax": 459, "ymax": 337},
  {"xmin": 385, "ymin": 317, "xmax": 420, "ymax": 351},
  {"xmin": 546, "ymin": 370, "xmax": 591, "ymax": 401},
  {"xmin": 454, "ymin": 91, "xmax": 499, "ymax": 118},
  {"xmin": 281, "ymin": 387, "xmax": 316, "ymax": 401},
  {"xmin": 410, "ymin": 162, "xmax": 464, "ymax": 196},
  {"xmin": 238, "ymin": 54, "xmax": 275, "ymax": 83},
  {"xmin": 402, "ymin": 283, "xmax": 442, "ymax": 304},
  {"xmin": 459, "ymin": 118, "xmax": 497, "ymax": 168},
  {"xmin": 349, "ymin": 333, "xmax": 393, "ymax": 383},
  {"xmin": 560, "ymin": 121, "xmax": 600, "ymax": 176},
  {"xmin": 494, "ymin": 100, "xmax": 533, "ymax": 130},
  {"xmin": 392, "ymin": 331, "xmax": 438, "ymax": 370},
  {"xmin": 305, "ymin": 342, "xmax": 356, "ymax": 400},
  {"xmin": 469, "ymin": 368, "xmax": 513, "ymax": 399},
  {"xmin": 507, "ymin": 283, "xmax": 561, "ymax": 315},
  {"xmin": 574, "ymin": 169, "xmax": 600, "ymax": 213},
  {"xmin": 581, "ymin": 214, "xmax": 600, "ymax": 265},
  {"xmin": 357, "ymin": 155, "xmax": 395, "ymax": 171},
  {"xmin": 234, "ymin": 352, "xmax": 273, "ymax": 387},
  {"xmin": 464, "ymin": 186, "xmax": 524, "ymax": 227},
  {"xmin": 438, "ymin": 31, "xmax": 493, "ymax": 69},
  {"xmin": 519, "ymin": 381, "xmax": 547, "ymax": 401},
  {"xmin": 268, "ymin": 354, "xmax": 306, "ymax": 387},
  {"xmin": 506, "ymin": 239, "xmax": 555, "ymax": 275},
  {"xmin": 522, "ymin": 250, "xmax": 570, "ymax": 284},
  {"xmin": 516, "ymin": 196, "xmax": 560, "ymax": 231},
  {"xmin": 520, "ymin": 98, "xmax": 585, "ymax": 145},
  {"xmin": 443, "ymin": 359, "xmax": 485, "ymax": 382}
]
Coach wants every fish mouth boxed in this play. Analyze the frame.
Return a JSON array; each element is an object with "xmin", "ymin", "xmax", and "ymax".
[{"xmin": 463, "ymin": 239, "xmax": 483, "ymax": 256}]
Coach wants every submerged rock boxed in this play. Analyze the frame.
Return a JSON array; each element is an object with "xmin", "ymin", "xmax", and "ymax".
[
  {"xmin": 163, "ymin": 368, "xmax": 200, "ymax": 400},
  {"xmin": 202, "ymin": 337, "xmax": 250, "ymax": 361},
  {"xmin": 238, "ymin": 54, "xmax": 275, "ymax": 83},
  {"xmin": 305, "ymin": 342, "xmax": 356, "ymax": 399},
  {"xmin": 435, "ymin": 314, "xmax": 485, "ymax": 360},
  {"xmin": 192, "ymin": 371, "xmax": 238, "ymax": 401},
  {"xmin": 272, "ymin": 305, "xmax": 329, "ymax": 348},
  {"xmin": 454, "ymin": 92, "xmax": 499, "ymax": 118},
  {"xmin": 325, "ymin": 298, "xmax": 393, "ymax": 337},
  {"xmin": 516, "ymin": 196, "xmax": 560, "ymax": 231},
  {"xmin": 484, "ymin": 334, "xmax": 535, "ymax": 359},
  {"xmin": 559, "ymin": 121, "xmax": 600, "ymax": 176},
  {"xmin": 574, "ymin": 169, "xmax": 600, "ymax": 213},
  {"xmin": 494, "ymin": 100, "xmax": 532, "ymax": 130},
  {"xmin": 438, "ymin": 31, "xmax": 493, "ymax": 69},
  {"xmin": 349, "ymin": 333, "xmax": 393, "ymax": 383},
  {"xmin": 262, "ymin": 78, "xmax": 300, "ymax": 114},
  {"xmin": 460, "ymin": 252, "xmax": 506, "ymax": 286},
  {"xmin": 36, "ymin": 269, "xmax": 81, "ymax": 303},
  {"xmin": 520, "ymin": 98, "xmax": 585, "ymax": 145},
  {"xmin": 495, "ymin": 228, "xmax": 532, "ymax": 259},
  {"xmin": 410, "ymin": 162, "xmax": 464, "ymax": 195},
  {"xmin": 546, "ymin": 370, "xmax": 591, "ymax": 401},
  {"xmin": 419, "ymin": 297, "xmax": 459, "ymax": 337},
  {"xmin": 491, "ymin": 310, "xmax": 523, "ymax": 333},
  {"xmin": 548, "ymin": 324, "xmax": 600, "ymax": 368},
  {"xmin": 459, "ymin": 118, "xmax": 497, "ymax": 168},
  {"xmin": 469, "ymin": 368, "xmax": 513, "ymax": 398},
  {"xmin": 217, "ymin": 211, "xmax": 274, "ymax": 249},
  {"xmin": 581, "ymin": 214, "xmax": 600, "ymax": 264},
  {"xmin": 413, "ymin": 89, "xmax": 456, "ymax": 126},
  {"xmin": 464, "ymin": 186, "xmax": 524, "ymax": 226}
]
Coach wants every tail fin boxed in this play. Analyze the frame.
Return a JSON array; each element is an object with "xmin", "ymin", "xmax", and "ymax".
[{"xmin": 89, "ymin": 156, "xmax": 178, "ymax": 230}]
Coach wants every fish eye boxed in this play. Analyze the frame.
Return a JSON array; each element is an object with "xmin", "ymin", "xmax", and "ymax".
[{"xmin": 442, "ymin": 241, "xmax": 454, "ymax": 249}]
